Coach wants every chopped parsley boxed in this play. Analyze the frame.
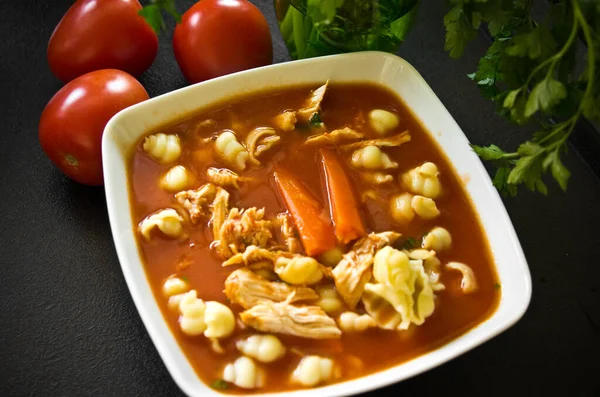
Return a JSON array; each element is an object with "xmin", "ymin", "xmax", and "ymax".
[
  {"xmin": 181, "ymin": 276, "xmax": 189, "ymax": 282},
  {"xmin": 494, "ymin": 283, "xmax": 501, "ymax": 290},
  {"xmin": 399, "ymin": 237, "xmax": 419, "ymax": 250},
  {"xmin": 309, "ymin": 112, "xmax": 323, "ymax": 127},
  {"xmin": 210, "ymin": 379, "xmax": 229, "ymax": 390}
]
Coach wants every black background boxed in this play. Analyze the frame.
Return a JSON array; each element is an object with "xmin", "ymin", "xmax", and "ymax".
[{"xmin": 2, "ymin": 1, "xmax": 600, "ymax": 396}]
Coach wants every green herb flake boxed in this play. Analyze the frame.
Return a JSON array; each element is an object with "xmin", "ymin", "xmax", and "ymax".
[
  {"xmin": 309, "ymin": 112, "xmax": 323, "ymax": 127},
  {"xmin": 181, "ymin": 276, "xmax": 189, "ymax": 283},
  {"xmin": 400, "ymin": 237, "xmax": 418, "ymax": 250},
  {"xmin": 211, "ymin": 379, "xmax": 229, "ymax": 390},
  {"xmin": 494, "ymin": 283, "xmax": 501, "ymax": 290}
]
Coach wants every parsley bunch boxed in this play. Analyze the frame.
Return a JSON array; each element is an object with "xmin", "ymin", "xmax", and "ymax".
[{"xmin": 444, "ymin": 0, "xmax": 600, "ymax": 196}]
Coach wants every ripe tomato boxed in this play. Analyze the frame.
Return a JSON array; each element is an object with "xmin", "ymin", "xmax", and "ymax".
[
  {"xmin": 39, "ymin": 69, "xmax": 149, "ymax": 186},
  {"xmin": 173, "ymin": 0, "xmax": 273, "ymax": 84},
  {"xmin": 47, "ymin": 0, "xmax": 158, "ymax": 83}
]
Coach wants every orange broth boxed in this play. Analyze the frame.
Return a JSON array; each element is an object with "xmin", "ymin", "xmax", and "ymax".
[{"xmin": 128, "ymin": 83, "xmax": 500, "ymax": 393}]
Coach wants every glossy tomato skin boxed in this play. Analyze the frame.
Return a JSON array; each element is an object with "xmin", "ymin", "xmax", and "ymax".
[
  {"xmin": 39, "ymin": 69, "xmax": 149, "ymax": 186},
  {"xmin": 47, "ymin": 0, "xmax": 158, "ymax": 82},
  {"xmin": 173, "ymin": 0, "xmax": 273, "ymax": 84}
]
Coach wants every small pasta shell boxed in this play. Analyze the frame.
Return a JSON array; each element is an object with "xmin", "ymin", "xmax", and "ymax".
[
  {"xmin": 422, "ymin": 227, "xmax": 452, "ymax": 251},
  {"xmin": 389, "ymin": 193, "xmax": 415, "ymax": 224},
  {"xmin": 143, "ymin": 133, "xmax": 182, "ymax": 164},
  {"xmin": 411, "ymin": 195, "xmax": 440, "ymax": 220},
  {"xmin": 160, "ymin": 165, "xmax": 190, "ymax": 192},
  {"xmin": 223, "ymin": 357, "xmax": 265, "ymax": 389},
  {"xmin": 368, "ymin": 109, "xmax": 400, "ymax": 135}
]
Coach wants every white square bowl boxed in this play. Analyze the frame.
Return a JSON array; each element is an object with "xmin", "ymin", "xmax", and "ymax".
[{"xmin": 102, "ymin": 51, "xmax": 531, "ymax": 397}]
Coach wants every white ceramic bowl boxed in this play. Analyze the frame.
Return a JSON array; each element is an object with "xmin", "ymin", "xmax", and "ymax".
[{"xmin": 102, "ymin": 51, "xmax": 532, "ymax": 397}]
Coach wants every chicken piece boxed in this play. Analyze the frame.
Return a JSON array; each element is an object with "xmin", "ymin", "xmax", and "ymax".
[
  {"xmin": 297, "ymin": 81, "xmax": 329, "ymax": 123},
  {"xmin": 246, "ymin": 127, "xmax": 281, "ymax": 165},
  {"xmin": 225, "ymin": 269, "xmax": 318, "ymax": 309},
  {"xmin": 304, "ymin": 127, "xmax": 364, "ymax": 147},
  {"xmin": 207, "ymin": 167, "xmax": 240, "ymax": 189},
  {"xmin": 213, "ymin": 208, "xmax": 273, "ymax": 259},
  {"xmin": 222, "ymin": 245, "xmax": 331, "ymax": 278},
  {"xmin": 175, "ymin": 183, "xmax": 218, "ymax": 224},
  {"xmin": 210, "ymin": 188, "xmax": 230, "ymax": 255},
  {"xmin": 340, "ymin": 131, "xmax": 411, "ymax": 151},
  {"xmin": 273, "ymin": 111, "xmax": 297, "ymax": 132},
  {"xmin": 277, "ymin": 213, "xmax": 301, "ymax": 253},
  {"xmin": 240, "ymin": 298, "xmax": 342, "ymax": 339},
  {"xmin": 332, "ymin": 231, "xmax": 401, "ymax": 309},
  {"xmin": 222, "ymin": 245, "xmax": 281, "ymax": 267}
]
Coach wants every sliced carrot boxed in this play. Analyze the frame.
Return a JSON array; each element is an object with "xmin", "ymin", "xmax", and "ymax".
[
  {"xmin": 273, "ymin": 169, "xmax": 337, "ymax": 256},
  {"xmin": 319, "ymin": 148, "xmax": 366, "ymax": 244}
]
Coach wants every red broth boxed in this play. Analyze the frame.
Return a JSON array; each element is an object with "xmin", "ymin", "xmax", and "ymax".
[{"xmin": 128, "ymin": 83, "xmax": 500, "ymax": 393}]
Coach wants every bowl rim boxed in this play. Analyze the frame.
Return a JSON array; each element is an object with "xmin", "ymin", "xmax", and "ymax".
[{"xmin": 102, "ymin": 51, "xmax": 532, "ymax": 397}]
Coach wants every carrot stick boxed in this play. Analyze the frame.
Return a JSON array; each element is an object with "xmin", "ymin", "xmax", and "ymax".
[
  {"xmin": 273, "ymin": 169, "xmax": 337, "ymax": 256},
  {"xmin": 319, "ymin": 148, "xmax": 366, "ymax": 244}
]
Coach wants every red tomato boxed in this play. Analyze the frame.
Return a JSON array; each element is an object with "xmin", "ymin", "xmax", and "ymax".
[
  {"xmin": 39, "ymin": 69, "xmax": 149, "ymax": 186},
  {"xmin": 173, "ymin": 0, "xmax": 273, "ymax": 84},
  {"xmin": 47, "ymin": 0, "xmax": 158, "ymax": 82}
]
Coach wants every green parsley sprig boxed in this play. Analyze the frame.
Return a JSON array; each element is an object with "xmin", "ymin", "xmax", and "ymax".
[
  {"xmin": 444, "ymin": 0, "xmax": 600, "ymax": 196},
  {"xmin": 139, "ymin": 0, "xmax": 181, "ymax": 34}
]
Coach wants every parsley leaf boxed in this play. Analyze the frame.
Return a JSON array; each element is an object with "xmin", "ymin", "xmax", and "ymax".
[
  {"xmin": 507, "ymin": 148, "xmax": 547, "ymax": 195},
  {"xmin": 210, "ymin": 379, "xmax": 229, "ymax": 390},
  {"xmin": 309, "ymin": 112, "xmax": 323, "ymax": 127},
  {"xmin": 444, "ymin": 4, "xmax": 478, "ymax": 58},
  {"xmin": 138, "ymin": 5, "xmax": 163, "ymax": 33},
  {"xmin": 306, "ymin": 0, "xmax": 345, "ymax": 27},
  {"xmin": 471, "ymin": 144, "xmax": 508, "ymax": 161},
  {"xmin": 444, "ymin": 0, "xmax": 598, "ymax": 196},
  {"xmin": 493, "ymin": 167, "xmax": 518, "ymax": 197},
  {"xmin": 503, "ymin": 88, "xmax": 521, "ymax": 108},
  {"xmin": 505, "ymin": 24, "xmax": 557, "ymax": 60},
  {"xmin": 525, "ymin": 78, "xmax": 567, "ymax": 117},
  {"xmin": 544, "ymin": 150, "xmax": 571, "ymax": 191},
  {"xmin": 400, "ymin": 237, "xmax": 418, "ymax": 250},
  {"xmin": 139, "ymin": 0, "xmax": 181, "ymax": 34}
]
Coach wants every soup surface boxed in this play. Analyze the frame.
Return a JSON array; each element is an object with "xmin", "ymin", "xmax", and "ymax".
[{"xmin": 129, "ymin": 82, "xmax": 500, "ymax": 393}]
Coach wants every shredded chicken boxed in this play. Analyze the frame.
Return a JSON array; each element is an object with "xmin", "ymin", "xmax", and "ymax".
[
  {"xmin": 213, "ymin": 208, "xmax": 273, "ymax": 259},
  {"xmin": 222, "ymin": 245, "xmax": 331, "ymax": 277},
  {"xmin": 273, "ymin": 111, "xmax": 297, "ymax": 132},
  {"xmin": 246, "ymin": 127, "xmax": 281, "ymax": 165},
  {"xmin": 209, "ymin": 188, "xmax": 230, "ymax": 255},
  {"xmin": 240, "ymin": 297, "xmax": 342, "ymax": 339},
  {"xmin": 277, "ymin": 213, "xmax": 301, "ymax": 253},
  {"xmin": 175, "ymin": 183, "xmax": 218, "ymax": 224},
  {"xmin": 297, "ymin": 81, "xmax": 329, "ymax": 122},
  {"xmin": 332, "ymin": 232, "xmax": 401, "ymax": 309},
  {"xmin": 340, "ymin": 131, "xmax": 412, "ymax": 151},
  {"xmin": 222, "ymin": 245, "xmax": 285, "ymax": 267},
  {"xmin": 225, "ymin": 269, "xmax": 318, "ymax": 309},
  {"xmin": 207, "ymin": 167, "xmax": 240, "ymax": 189},
  {"xmin": 304, "ymin": 127, "xmax": 364, "ymax": 147}
]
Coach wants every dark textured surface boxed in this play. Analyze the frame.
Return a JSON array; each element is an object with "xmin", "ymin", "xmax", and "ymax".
[{"xmin": 1, "ymin": 1, "xmax": 599, "ymax": 396}]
